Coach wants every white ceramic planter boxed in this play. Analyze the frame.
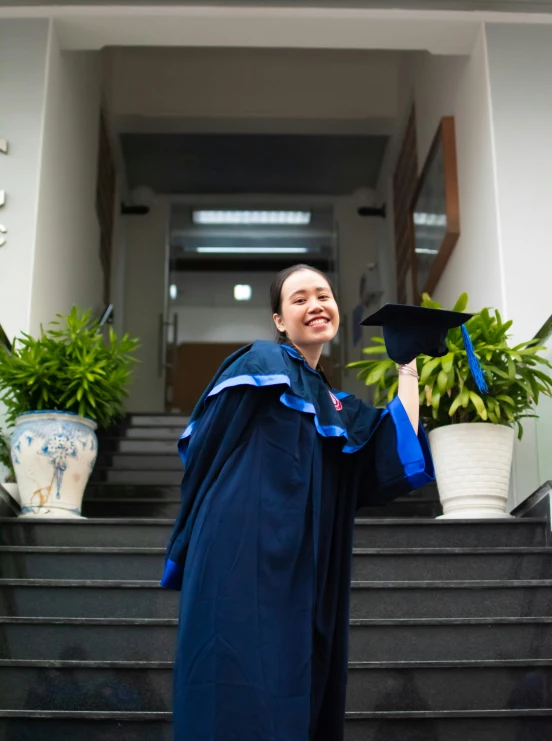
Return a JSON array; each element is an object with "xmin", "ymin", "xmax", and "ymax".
[
  {"xmin": 428, "ymin": 423, "xmax": 515, "ymax": 519},
  {"xmin": 11, "ymin": 411, "xmax": 98, "ymax": 518}
]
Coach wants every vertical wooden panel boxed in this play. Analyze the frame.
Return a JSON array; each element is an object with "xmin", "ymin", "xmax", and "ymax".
[
  {"xmin": 393, "ymin": 107, "xmax": 418, "ymax": 304},
  {"xmin": 96, "ymin": 112, "xmax": 116, "ymax": 305}
]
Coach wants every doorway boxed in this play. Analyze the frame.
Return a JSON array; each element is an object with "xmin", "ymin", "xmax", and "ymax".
[{"xmin": 164, "ymin": 200, "xmax": 340, "ymax": 414}]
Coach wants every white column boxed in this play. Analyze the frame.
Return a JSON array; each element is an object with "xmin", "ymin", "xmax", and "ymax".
[
  {"xmin": 0, "ymin": 20, "xmax": 51, "ymax": 341},
  {"xmin": 485, "ymin": 23, "xmax": 552, "ymax": 507},
  {"xmin": 0, "ymin": 19, "xmax": 104, "ymax": 341},
  {"xmin": 123, "ymin": 199, "xmax": 170, "ymax": 413},
  {"xmin": 335, "ymin": 195, "xmax": 380, "ymax": 398}
]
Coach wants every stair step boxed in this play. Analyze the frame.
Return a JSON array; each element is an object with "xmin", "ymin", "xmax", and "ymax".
[
  {"xmin": 84, "ymin": 483, "xmax": 435, "ymax": 505},
  {"xmin": 0, "ymin": 519, "xmax": 174, "ymax": 547},
  {"xmin": 1, "ymin": 659, "xmax": 551, "ymax": 713},
  {"xmin": 352, "ymin": 548, "xmax": 552, "ymax": 581},
  {"xmin": 128, "ymin": 414, "xmax": 189, "ymax": 427},
  {"xmin": 95, "ymin": 454, "xmax": 181, "ymax": 470},
  {"xmin": 2, "ymin": 577, "xmax": 550, "ymax": 620},
  {"xmin": 2, "ymin": 546, "xmax": 551, "ymax": 583},
  {"xmin": 97, "ymin": 471, "xmax": 182, "ymax": 485},
  {"xmin": 85, "ymin": 484, "xmax": 180, "ymax": 500},
  {"xmin": 108, "ymin": 438, "xmax": 178, "ymax": 453},
  {"xmin": 0, "ymin": 617, "xmax": 179, "ymax": 661},
  {"xmin": 344, "ymin": 709, "xmax": 552, "ymax": 741},
  {"xmin": 0, "ymin": 518, "xmax": 546, "ymax": 548},
  {"xmin": 347, "ymin": 660, "xmax": 552, "ymax": 712},
  {"xmin": 0, "ymin": 710, "xmax": 173, "ymax": 741},
  {"xmin": 1, "ymin": 616, "xmax": 552, "ymax": 662},
  {"xmin": 124, "ymin": 427, "xmax": 184, "ymax": 439},
  {"xmin": 351, "ymin": 580, "xmax": 552, "ymax": 619},
  {"xmin": 348, "ymin": 617, "xmax": 552, "ymax": 662},
  {"xmin": 81, "ymin": 498, "xmax": 441, "ymax": 520},
  {"xmin": 0, "ymin": 580, "xmax": 179, "ymax": 619},
  {"xmin": 0, "ymin": 547, "xmax": 167, "ymax": 581},
  {"xmin": 82, "ymin": 499, "xmax": 180, "ymax": 518},
  {"xmin": 353, "ymin": 519, "xmax": 547, "ymax": 548},
  {"xmin": 0, "ymin": 662, "xmax": 173, "ymax": 712},
  {"xmin": 0, "ymin": 708, "xmax": 551, "ymax": 741}
]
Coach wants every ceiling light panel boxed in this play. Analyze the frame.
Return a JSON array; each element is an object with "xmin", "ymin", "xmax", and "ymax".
[
  {"xmin": 193, "ymin": 210, "xmax": 311, "ymax": 226},
  {"xmin": 195, "ymin": 247, "xmax": 308, "ymax": 254}
]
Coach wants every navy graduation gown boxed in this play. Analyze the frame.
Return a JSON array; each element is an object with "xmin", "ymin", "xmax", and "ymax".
[{"xmin": 161, "ymin": 341, "xmax": 434, "ymax": 741}]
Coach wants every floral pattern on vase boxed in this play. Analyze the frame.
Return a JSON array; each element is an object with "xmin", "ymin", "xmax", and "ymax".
[{"xmin": 11, "ymin": 411, "xmax": 98, "ymax": 518}]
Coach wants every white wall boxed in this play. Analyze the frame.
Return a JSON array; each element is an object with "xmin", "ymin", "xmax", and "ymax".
[
  {"xmin": 376, "ymin": 34, "xmax": 505, "ymax": 318},
  {"xmin": 30, "ymin": 32, "xmax": 104, "ymax": 333},
  {"xmin": 410, "ymin": 33, "xmax": 504, "ymax": 315},
  {"xmin": 173, "ymin": 306, "xmax": 274, "ymax": 345},
  {"xmin": 0, "ymin": 20, "xmax": 104, "ymax": 341},
  {"xmin": 123, "ymin": 199, "xmax": 169, "ymax": 412},
  {"xmin": 486, "ymin": 23, "xmax": 552, "ymax": 345},
  {"xmin": 170, "ymin": 268, "xmax": 339, "ymax": 351},
  {"xmin": 0, "ymin": 20, "xmax": 50, "ymax": 341},
  {"xmin": 169, "ymin": 270, "xmax": 274, "ymax": 344},
  {"xmin": 484, "ymin": 24, "xmax": 552, "ymax": 502},
  {"xmin": 377, "ymin": 28, "xmax": 552, "ymax": 506},
  {"xmin": 171, "ymin": 270, "xmax": 273, "ymax": 309}
]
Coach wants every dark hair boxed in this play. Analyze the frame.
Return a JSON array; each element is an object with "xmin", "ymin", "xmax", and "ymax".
[{"xmin": 270, "ymin": 264, "xmax": 336, "ymax": 345}]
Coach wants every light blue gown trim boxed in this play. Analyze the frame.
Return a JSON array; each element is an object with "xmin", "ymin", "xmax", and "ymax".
[
  {"xmin": 176, "ymin": 372, "xmax": 378, "ymax": 461},
  {"xmin": 387, "ymin": 397, "xmax": 435, "ymax": 487},
  {"xmin": 178, "ymin": 377, "xmax": 435, "ymax": 476},
  {"xmin": 279, "ymin": 392, "xmax": 349, "ymax": 442},
  {"xmin": 177, "ymin": 421, "xmax": 196, "ymax": 465},
  {"xmin": 160, "ymin": 558, "xmax": 184, "ymax": 589},
  {"xmin": 208, "ymin": 373, "xmax": 291, "ymax": 398}
]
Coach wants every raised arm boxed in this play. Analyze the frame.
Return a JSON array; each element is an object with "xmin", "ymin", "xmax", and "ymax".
[{"xmin": 397, "ymin": 358, "xmax": 419, "ymax": 433}]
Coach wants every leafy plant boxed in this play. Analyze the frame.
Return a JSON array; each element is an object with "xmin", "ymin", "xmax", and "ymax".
[
  {"xmin": 0, "ymin": 430, "xmax": 15, "ymax": 483},
  {"xmin": 0, "ymin": 307, "xmax": 139, "ymax": 429},
  {"xmin": 349, "ymin": 293, "xmax": 552, "ymax": 439}
]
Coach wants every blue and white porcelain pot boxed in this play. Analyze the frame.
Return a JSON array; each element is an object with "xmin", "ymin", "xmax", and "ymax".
[{"xmin": 11, "ymin": 411, "xmax": 98, "ymax": 518}]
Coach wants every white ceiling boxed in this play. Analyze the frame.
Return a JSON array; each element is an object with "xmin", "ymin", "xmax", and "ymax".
[{"xmin": 0, "ymin": 5, "xmax": 510, "ymax": 54}]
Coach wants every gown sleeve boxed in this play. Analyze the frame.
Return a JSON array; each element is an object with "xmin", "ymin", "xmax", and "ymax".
[
  {"xmin": 161, "ymin": 385, "xmax": 263, "ymax": 590},
  {"xmin": 356, "ymin": 396, "xmax": 435, "ymax": 509}
]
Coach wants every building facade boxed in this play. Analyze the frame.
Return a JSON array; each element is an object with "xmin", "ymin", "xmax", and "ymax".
[{"xmin": 1, "ymin": 2, "xmax": 552, "ymax": 510}]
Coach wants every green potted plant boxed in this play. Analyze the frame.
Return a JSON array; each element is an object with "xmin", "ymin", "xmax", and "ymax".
[
  {"xmin": 0, "ymin": 308, "xmax": 139, "ymax": 518},
  {"xmin": 0, "ymin": 429, "xmax": 19, "ymax": 506},
  {"xmin": 349, "ymin": 293, "xmax": 552, "ymax": 518}
]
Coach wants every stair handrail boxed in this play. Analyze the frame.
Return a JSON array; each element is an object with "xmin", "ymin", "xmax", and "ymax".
[{"xmin": 98, "ymin": 304, "xmax": 114, "ymax": 328}]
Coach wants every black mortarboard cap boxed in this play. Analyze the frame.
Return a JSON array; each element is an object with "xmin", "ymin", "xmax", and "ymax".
[{"xmin": 361, "ymin": 303, "xmax": 488, "ymax": 394}]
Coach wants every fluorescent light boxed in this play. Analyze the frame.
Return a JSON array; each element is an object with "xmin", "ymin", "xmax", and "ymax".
[
  {"xmin": 193, "ymin": 210, "xmax": 311, "ymax": 226},
  {"xmin": 195, "ymin": 247, "xmax": 308, "ymax": 254},
  {"xmin": 415, "ymin": 248, "xmax": 440, "ymax": 255},
  {"xmin": 169, "ymin": 284, "xmax": 178, "ymax": 300},
  {"xmin": 234, "ymin": 284, "xmax": 252, "ymax": 301}
]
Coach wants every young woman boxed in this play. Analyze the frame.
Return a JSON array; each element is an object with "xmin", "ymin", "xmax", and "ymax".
[{"xmin": 161, "ymin": 265, "xmax": 434, "ymax": 741}]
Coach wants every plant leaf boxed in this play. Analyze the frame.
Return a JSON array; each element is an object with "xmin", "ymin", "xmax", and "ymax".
[
  {"xmin": 420, "ymin": 357, "xmax": 442, "ymax": 385},
  {"xmin": 469, "ymin": 391, "xmax": 488, "ymax": 420},
  {"xmin": 452, "ymin": 292, "xmax": 468, "ymax": 313}
]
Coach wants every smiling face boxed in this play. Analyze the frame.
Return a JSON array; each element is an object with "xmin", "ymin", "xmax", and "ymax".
[{"xmin": 273, "ymin": 269, "xmax": 340, "ymax": 352}]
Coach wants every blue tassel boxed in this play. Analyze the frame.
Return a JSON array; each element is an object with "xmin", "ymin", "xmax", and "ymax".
[{"xmin": 461, "ymin": 324, "xmax": 488, "ymax": 395}]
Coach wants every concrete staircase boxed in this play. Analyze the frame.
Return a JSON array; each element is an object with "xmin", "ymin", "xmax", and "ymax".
[{"xmin": 0, "ymin": 413, "xmax": 551, "ymax": 740}]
